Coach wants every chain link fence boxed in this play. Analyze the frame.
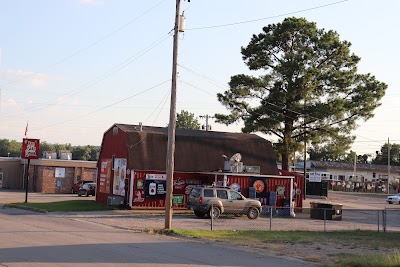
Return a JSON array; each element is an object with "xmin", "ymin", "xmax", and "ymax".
[
  {"xmin": 68, "ymin": 206, "xmax": 400, "ymax": 232},
  {"xmin": 201, "ymin": 205, "xmax": 400, "ymax": 232}
]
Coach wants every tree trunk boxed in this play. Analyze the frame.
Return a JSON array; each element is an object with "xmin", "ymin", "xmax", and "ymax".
[
  {"xmin": 281, "ymin": 133, "xmax": 291, "ymax": 171},
  {"xmin": 282, "ymin": 148, "xmax": 290, "ymax": 171},
  {"xmin": 281, "ymin": 116, "xmax": 293, "ymax": 171}
]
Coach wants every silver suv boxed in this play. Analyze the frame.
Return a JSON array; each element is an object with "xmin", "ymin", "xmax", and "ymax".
[{"xmin": 187, "ymin": 186, "xmax": 262, "ymax": 219}]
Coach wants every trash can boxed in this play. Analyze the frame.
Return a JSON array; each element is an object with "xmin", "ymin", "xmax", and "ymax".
[{"xmin": 310, "ymin": 202, "xmax": 343, "ymax": 221}]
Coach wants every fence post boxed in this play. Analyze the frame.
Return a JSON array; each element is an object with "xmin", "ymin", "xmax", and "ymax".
[
  {"xmin": 382, "ymin": 209, "xmax": 386, "ymax": 233},
  {"xmin": 211, "ymin": 204, "xmax": 214, "ymax": 231},
  {"xmin": 323, "ymin": 208, "xmax": 326, "ymax": 232},
  {"xmin": 377, "ymin": 209, "xmax": 380, "ymax": 232},
  {"xmin": 269, "ymin": 206, "xmax": 272, "ymax": 231}
]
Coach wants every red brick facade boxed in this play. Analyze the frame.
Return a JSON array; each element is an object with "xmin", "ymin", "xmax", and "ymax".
[{"xmin": 22, "ymin": 159, "xmax": 97, "ymax": 193}]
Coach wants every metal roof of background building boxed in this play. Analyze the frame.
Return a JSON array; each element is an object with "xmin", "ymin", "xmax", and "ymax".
[
  {"xmin": 114, "ymin": 124, "xmax": 279, "ymax": 175},
  {"xmin": 295, "ymin": 160, "xmax": 400, "ymax": 173}
]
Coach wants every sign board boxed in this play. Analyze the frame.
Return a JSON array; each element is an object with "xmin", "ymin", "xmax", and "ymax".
[
  {"xmin": 55, "ymin": 168, "xmax": 65, "ymax": 178},
  {"xmin": 21, "ymin": 138, "xmax": 40, "ymax": 159},
  {"xmin": 172, "ymin": 194, "xmax": 184, "ymax": 205},
  {"xmin": 56, "ymin": 180, "xmax": 62, "ymax": 187},
  {"xmin": 113, "ymin": 158, "xmax": 127, "ymax": 197},
  {"xmin": 99, "ymin": 159, "xmax": 112, "ymax": 193},
  {"xmin": 146, "ymin": 174, "xmax": 166, "ymax": 180},
  {"xmin": 308, "ymin": 172, "xmax": 322, "ymax": 182}
]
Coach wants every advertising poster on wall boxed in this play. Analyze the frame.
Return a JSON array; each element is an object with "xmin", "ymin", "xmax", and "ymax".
[
  {"xmin": 250, "ymin": 177, "xmax": 268, "ymax": 198},
  {"xmin": 144, "ymin": 174, "xmax": 166, "ymax": 199},
  {"xmin": 99, "ymin": 159, "xmax": 112, "ymax": 193},
  {"xmin": 113, "ymin": 158, "xmax": 127, "ymax": 196}
]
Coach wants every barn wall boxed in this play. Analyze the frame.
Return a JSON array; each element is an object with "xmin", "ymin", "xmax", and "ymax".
[
  {"xmin": 98, "ymin": 170, "xmax": 303, "ymax": 209},
  {"xmin": 96, "ymin": 126, "xmax": 129, "ymax": 204}
]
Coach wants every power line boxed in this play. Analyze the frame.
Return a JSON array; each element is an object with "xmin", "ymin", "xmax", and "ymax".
[
  {"xmin": 0, "ymin": 0, "xmax": 168, "ymax": 88},
  {"xmin": 179, "ymin": 64, "xmax": 228, "ymax": 90},
  {"xmin": 180, "ymin": 80, "xmax": 215, "ymax": 96},
  {"xmin": 0, "ymin": 34, "xmax": 172, "ymax": 122},
  {"xmin": 30, "ymin": 79, "xmax": 171, "ymax": 133},
  {"xmin": 186, "ymin": 0, "xmax": 349, "ymax": 31}
]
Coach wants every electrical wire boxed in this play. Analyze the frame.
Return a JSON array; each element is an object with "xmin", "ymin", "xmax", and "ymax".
[
  {"xmin": 0, "ymin": 33, "xmax": 172, "ymax": 121},
  {"xmin": 0, "ymin": 0, "xmax": 168, "ymax": 88},
  {"xmin": 186, "ymin": 0, "xmax": 349, "ymax": 31},
  {"xmin": 126, "ymin": 86, "xmax": 171, "ymax": 149},
  {"xmin": 30, "ymin": 79, "xmax": 171, "ymax": 133},
  {"xmin": 179, "ymin": 64, "xmax": 228, "ymax": 90}
]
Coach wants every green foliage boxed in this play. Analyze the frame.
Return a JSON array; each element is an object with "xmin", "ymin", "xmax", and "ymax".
[
  {"xmin": 72, "ymin": 145, "xmax": 99, "ymax": 161},
  {"xmin": 372, "ymin": 143, "xmax": 400, "ymax": 165},
  {"xmin": 0, "ymin": 138, "xmax": 98, "ymax": 161},
  {"xmin": 215, "ymin": 17, "xmax": 387, "ymax": 170},
  {"xmin": 0, "ymin": 139, "xmax": 22, "ymax": 157},
  {"xmin": 176, "ymin": 110, "xmax": 201, "ymax": 130},
  {"xmin": 308, "ymin": 136, "xmax": 354, "ymax": 162}
]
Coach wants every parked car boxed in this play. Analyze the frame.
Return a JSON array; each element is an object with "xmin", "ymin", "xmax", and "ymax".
[
  {"xmin": 71, "ymin": 180, "xmax": 93, "ymax": 193},
  {"xmin": 386, "ymin": 193, "xmax": 400, "ymax": 204},
  {"xmin": 187, "ymin": 185, "xmax": 262, "ymax": 219},
  {"xmin": 77, "ymin": 182, "xmax": 96, "ymax": 197}
]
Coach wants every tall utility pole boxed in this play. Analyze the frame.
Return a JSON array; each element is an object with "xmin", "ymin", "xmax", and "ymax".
[
  {"xmin": 353, "ymin": 152, "xmax": 357, "ymax": 180},
  {"xmin": 303, "ymin": 101, "xmax": 307, "ymax": 200},
  {"xmin": 165, "ymin": 0, "xmax": 181, "ymax": 230},
  {"xmin": 199, "ymin": 114, "xmax": 214, "ymax": 131},
  {"xmin": 388, "ymin": 138, "xmax": 390, "ymax": 194}
]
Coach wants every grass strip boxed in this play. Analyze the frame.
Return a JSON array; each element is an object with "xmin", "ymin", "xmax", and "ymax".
[{"xmin": 10, "ymin": 200, "xmax": 112, "ymax": 212}]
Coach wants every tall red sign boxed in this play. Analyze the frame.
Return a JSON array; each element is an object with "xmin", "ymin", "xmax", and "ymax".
[{"xmin": 21, "ymin": 138, "xmax": 40, "ymax": 159}]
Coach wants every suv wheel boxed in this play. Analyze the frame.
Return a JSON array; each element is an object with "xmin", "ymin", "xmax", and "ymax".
[
  {"xmin": 247, "ymin": 207, "xmax": 260, "ymax": 220},
  {"xmin": 209, "ymin": 206, "xmax": 221, "ymax": 219},
  {"xmin": 194, "ymin": 210, "xmax": 206, "ymax": 218}
]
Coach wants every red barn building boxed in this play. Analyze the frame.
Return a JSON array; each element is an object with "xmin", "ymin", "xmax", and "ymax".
[{"xmin": 96, "ymin": 124, "xmax": 304, "ymax": 209}]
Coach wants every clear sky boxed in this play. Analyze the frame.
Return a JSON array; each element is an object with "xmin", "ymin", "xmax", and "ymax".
[{"xmin": 0, "ymin": 0, "xmax": 398, "ymax": 157}]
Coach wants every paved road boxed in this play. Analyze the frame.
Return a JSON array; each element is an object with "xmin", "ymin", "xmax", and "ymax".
[
  {"xmin": 0, "ymin": 207, "xmax": 314, "ymax": 267},
  {"xmin": 0, "ymin": 189, "xmax": 94, "ymax": 207},
  {"xmin": 307, "ymin": 191, "xmax": 400, "ymax": 210}
]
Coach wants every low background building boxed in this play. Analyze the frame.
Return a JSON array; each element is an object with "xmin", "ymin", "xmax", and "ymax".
[{"xmin": 0, "ymin": 157, "xmax": 96, "ymax": 193}]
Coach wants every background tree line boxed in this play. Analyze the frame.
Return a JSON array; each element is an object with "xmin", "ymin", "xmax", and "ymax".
[
  {"xmin": 0, "ymin": 139, "xmax": 99, "ymax": 161},
  {"xmin": 278, "ymin": 142, "xmax": 400, "ymax": 166}
]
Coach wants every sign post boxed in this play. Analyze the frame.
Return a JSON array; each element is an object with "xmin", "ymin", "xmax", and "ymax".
[{"xmin": 21, "ymin": 138, "xmax": 40, "ymax": 203}]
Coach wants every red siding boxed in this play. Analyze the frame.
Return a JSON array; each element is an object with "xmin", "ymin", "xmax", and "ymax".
[
  {"xmin": 96, "ymin": 125, "xmax": 304, "ymax": 210},
  {"xmin": 96, "ymin": 126, "xmax": 129, "ymax": 204}
]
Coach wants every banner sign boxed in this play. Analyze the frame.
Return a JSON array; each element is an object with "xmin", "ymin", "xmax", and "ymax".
[
  {"xmin": 21, "ymin": 138, "xmax": 40, "ymax": 159},
  {"xmin": 99, "ymin": 159, "xmax": 112, "ymax": 193},
  {"xmin": 146, "ymin": 174, "xmax": 166, "ymax": 180},
  {"xmin": 144, "ymin": 179, "xmax": 166, "ymax": 199},
  {"xmin": 113, "ymin": 158, "xmax": 127, "ymax": 196},
  {"xmin": 309, "ymin": 172, "xmax": 322, "ymax": 182},
  {"xmin": 172, "ymin": 194, "xmax": 184, "ymax": 205}
]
